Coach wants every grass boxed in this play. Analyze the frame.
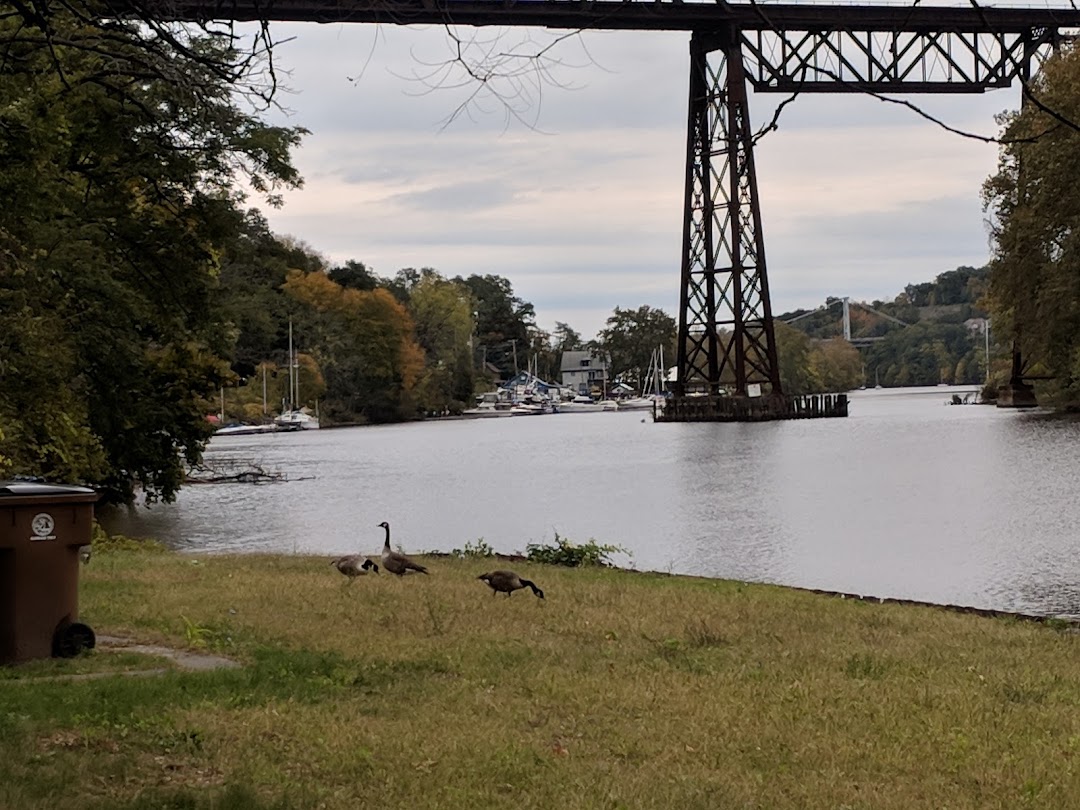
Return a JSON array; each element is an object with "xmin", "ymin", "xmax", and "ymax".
[{"xmin": 3, "ymin": 547, "xmax": 1080, "ymax": 809}]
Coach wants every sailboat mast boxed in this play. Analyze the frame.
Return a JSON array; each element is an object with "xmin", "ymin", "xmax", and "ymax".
[
  {"xmin": 659, "ymin": 344, "xmax": 665, "ymax": 395},
  {"xmin": 287, "ymin": 318, "xmax": 295, "ymax": 411}
]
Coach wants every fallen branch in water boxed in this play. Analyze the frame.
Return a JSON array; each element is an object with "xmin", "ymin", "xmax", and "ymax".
[{"xmin": 185, "ymin": 459, "xmax": 296, "ymax": 485}]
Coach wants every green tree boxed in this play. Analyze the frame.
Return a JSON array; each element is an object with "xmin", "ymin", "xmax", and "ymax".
[
  {"xmin": 983, "ymin": 43, "xmax": 1080, "ymax": 403},
  {"xmin": 810, "ymin": 339, "xmax": 864, "ymax": 392},
  {"xmin": 597, "ymin": 306, "xmax": 676, "ymax": 390},
  {"xmin": 553, "ymin": 322, "xmax": 584, "ymax": 352},
  {"xmin": 456, "ymin": 274, "xmax": 536, "ymax": 378},
  {"xmin": 330, "ymin": 260, "xmax": 380, "ymax": 292},
  {"xmin": 0, "ymin": 6, "xmax": 304, "ymax": 503},
  {"xmin": 773, "ymin": 322, "xmax": 822, "ymax": 396},
  {"xmin": 408, "ymin": 272, "xmax": 476, "ymax": 410}
]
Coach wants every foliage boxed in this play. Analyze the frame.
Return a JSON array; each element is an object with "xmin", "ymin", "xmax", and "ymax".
[
  {"xmin": 983, "ymin": 43, "xmax": 1080, "ymax": 405},
  {"xmin": 456, "ymin": 274, "xmax": 535, "ymax": 379},
  {"xmin": 448, "ymin": 538, "xmax": 496, "ymax": 558},
  {"xmin": 524, "ymin": 532, "xmax": 625, "ymax": 567},
  {"xmin": 282, "ymin": 271, "xmax": 422, "ymax": 423},
  {"xmin": 597, "ymin": 305, "xmax": 676, "ymax": 390},
  {"xmin": 90, "ymin": 524, "xmax": 168, "ymax": 555},
  {"xmin": 553, "ymin": 321, "xmax": 583, "ymax": 352},
  {"xmin": 863, "ymin": 322, "xmax": 985, "ymax": 387},
  {"xmin": 901, "ymin": 267, "xmax": 990, "ymax": 308},
  {"xmin": 0, "ymin": 4, "xmax": 304, "ymax": 503},
  {"xmin": 810, "ymin": 339, "xmax": 864, "ymax": 392},
  {"xmin": 773, "ymin": 326, "xmax": 864, "ymax": 395},
  {"xmin": 408, "ymin": 272, "xmax": 476, "ymax": 412},
  {"xmin": 777, "ymin": 266, "xmax": 995, "ymax": 390},
  {"xmin": 328, "ymin": 260, "xmax": 380, "ymax": 293},
  {"xmin": 774, "ymin": 322, "xmax": 823, "ymax": 395}
]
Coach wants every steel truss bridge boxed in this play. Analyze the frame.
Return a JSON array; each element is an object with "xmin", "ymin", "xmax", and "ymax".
[{"xmin": 147, "ymin": 0, "xmax": 1080, "ymax": 419}]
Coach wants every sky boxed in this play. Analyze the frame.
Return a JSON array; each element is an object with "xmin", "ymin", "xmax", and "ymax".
[{"xmin": 242, "ymin": 19, "xmax": 1022, "ymax": 340}]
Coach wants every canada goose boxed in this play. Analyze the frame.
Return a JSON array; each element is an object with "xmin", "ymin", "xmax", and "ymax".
[
  {"xmin": 378, "ymin": 521, "xmax": 429, "ymax": 576},
  {"xmin": 478, "ymin": 570, "xmax": 544, "ymax": 599},
  {"xmin": 331, "ymin": 555, "xmax": 379, "ymax": 579}
]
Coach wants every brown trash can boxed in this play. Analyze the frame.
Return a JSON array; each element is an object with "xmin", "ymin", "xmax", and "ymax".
[{"xmin": 0, "ymin": 481, "xmax": 99, "ymax": 665}]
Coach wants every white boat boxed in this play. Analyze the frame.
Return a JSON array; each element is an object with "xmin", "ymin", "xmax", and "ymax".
[
  {"xmin": 510, "ymin": 396, "xmax": 557, "ymax": 416},
  {"xmin": 274, "ymin": 410, "xmax": 321, "ymax": 431},
  {"xmin": 559, "ymin": 396, "xmax": 619, "ymax": 413},
  {"xmin": 215, "ymin": 423, "xmax": 280, "ymax": 437},
  {"xmin": 463, "ymin": 391, "xmax": 515, "ymax": 418},
  {"xmin": 617, "ymin": 396, "xmax": 661, "ymax": 411},
  {"xmin": 462, "ymin": 403, "xmax": 514, "ymax": 418}
]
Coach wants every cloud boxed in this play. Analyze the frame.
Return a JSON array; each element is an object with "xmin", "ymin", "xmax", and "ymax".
[{"xmin": 245, "ymin": 21, "xmax": 1020, "ymax": 339}]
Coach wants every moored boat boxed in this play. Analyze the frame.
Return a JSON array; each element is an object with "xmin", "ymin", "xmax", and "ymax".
[
  {"xmin": 274, "ymin": 410, "xmax": 321, "ymax": 430},
  {"xmin": 559, "ymin": 396, "xmax": 619, "ymax": 413},
  {"xmin": 214, "ymin": 423, "xmax": 280, "ymax": 437}
]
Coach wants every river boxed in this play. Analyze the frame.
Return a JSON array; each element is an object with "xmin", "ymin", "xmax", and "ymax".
[{"xmin": 99, "ymin": 385, "xmax": 1080, "ymax": 617}]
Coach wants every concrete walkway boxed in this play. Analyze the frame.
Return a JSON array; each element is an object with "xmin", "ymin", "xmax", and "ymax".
[
  {"xmin": 2, "ymin": 635, "xmax": 240, "ymax": 684},
  {"xmin": 98, "ymin": 634, "xmax": 241, "ymax": 672}
]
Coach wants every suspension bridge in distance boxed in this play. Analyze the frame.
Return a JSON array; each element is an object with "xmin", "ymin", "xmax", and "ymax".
[
  {"xmin": 784, "ymin": 297, "xmax": 913, "ymax": 348},
  {"xmin": 133, "ymin": 0, "xmax": 1080, "ymax": 419}
]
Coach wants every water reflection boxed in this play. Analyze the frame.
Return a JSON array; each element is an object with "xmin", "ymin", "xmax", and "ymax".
[{"xmin": 100, "ymin": 386, "xmax": 1080, "ymax": 616}]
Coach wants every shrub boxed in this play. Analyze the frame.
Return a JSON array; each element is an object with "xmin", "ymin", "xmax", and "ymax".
[
  {"xmin": 449, "ymin": 538, "xmax": 496, "ymax": 558},
  {"xmin": 90, "ymin": 523, "xmax": 168, "ymax": 554},
  {"xmin": 524, "ymin": 532, "xmax": 624, "ymax": 568}
]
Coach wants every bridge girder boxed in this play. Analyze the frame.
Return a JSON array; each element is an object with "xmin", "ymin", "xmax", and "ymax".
[{"xmin": 139, "ymin": 0, "xmax": 1080, "ymax": 36}]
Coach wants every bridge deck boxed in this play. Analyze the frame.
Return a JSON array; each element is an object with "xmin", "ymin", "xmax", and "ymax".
[{"xmin": 144, "ymin": 0, "xmax": 1080, "ymax": 32}]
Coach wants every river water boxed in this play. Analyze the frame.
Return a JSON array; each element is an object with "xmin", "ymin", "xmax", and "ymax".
[{"xmin": 100, "ymin": 386, "xmax": 1080, "ymax": 617}]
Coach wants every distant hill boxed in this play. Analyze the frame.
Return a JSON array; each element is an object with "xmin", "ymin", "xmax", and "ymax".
[
  {"xmin": 777, "ymin": 266, "xmax": 990, "ymax": 341},
  {"xmin": 777, "ymin": 266, "xmax": 993, "ymax": 387}
]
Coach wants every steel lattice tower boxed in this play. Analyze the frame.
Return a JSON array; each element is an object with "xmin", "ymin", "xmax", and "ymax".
[{"xmin": 675, "ymin": 27, "xmax": 782, "ymax": 400}]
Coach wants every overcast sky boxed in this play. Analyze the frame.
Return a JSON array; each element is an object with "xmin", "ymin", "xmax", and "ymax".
[{"xmin": 247, "ymin": 20, "xmax": 1019, "ymax": 340}]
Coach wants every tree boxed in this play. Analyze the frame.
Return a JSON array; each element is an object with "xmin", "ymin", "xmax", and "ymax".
[
  {"xmin": 597, "ymin": 306, "xmax": 676, "ymax": 391},
  {"xmin": 384, "ymin": 267, "xmax": 424, "ymax": 304},
  {"xmin": 408, "ymin": 272, "xmax": 476, "ymax": 410},
  {"xmin": 283, "ymin": 271, "xmax": 423, "ymax": 422},
  {"xmin": 810, "ymin": 339, "xmax": 864, "ymax": 392},
  {"xmin": 329, "ymin": 260, "xmax": 380, "ymax": 292},
  {"xmin": 773, "ymin": 323, "xmax": 822, "ymax": 396},
  {"xmin": 456, "ymin": 274, "xmax": 536, "ymax": 378},
  {"xmin": 553, "ymin": 322, "xmax": 583, "ymax": 352},
  {"xmin": 0, "ymin": 6, "xmax": 304, "ymax": 503},
  {"xmin": 983, "ymin": 43, "xmax": 1080, "ymax": 403}
]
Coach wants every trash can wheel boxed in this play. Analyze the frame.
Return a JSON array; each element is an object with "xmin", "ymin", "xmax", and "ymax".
[{"xmin": 52, "ymin": 621, "xmax": 96, "ymax": 658}]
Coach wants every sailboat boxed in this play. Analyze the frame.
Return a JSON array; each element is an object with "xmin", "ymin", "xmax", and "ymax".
[
  {"xmin": 618, "ymin": 345, "xmax": 668, "ymax": 410},
  {"xmin": 274, "ymin": 319, "xmax": 321, "ymax": 431}
]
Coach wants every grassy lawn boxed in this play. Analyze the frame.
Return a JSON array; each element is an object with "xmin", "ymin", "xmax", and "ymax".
[{"xmin": 3, "ymin": 546, "xmax": 1080, "ymax": 809}]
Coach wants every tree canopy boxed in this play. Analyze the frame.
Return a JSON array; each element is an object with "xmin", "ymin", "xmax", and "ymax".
[
  {"xmin": 597, "ymin": 306, "xmax": 677, "ymax": 389},
  {"xmin": 0, "ymin": 3, "xmax": 304, "ymax": 503},
  {"xmin": 983, "ymin": 43, "xmax": 1080, "ymax": 404}
]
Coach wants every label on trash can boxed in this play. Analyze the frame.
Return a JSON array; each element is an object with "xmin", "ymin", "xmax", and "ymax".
[{"xmin": 30, "ymin": 512, "xmax": 57, "ymax": 541}]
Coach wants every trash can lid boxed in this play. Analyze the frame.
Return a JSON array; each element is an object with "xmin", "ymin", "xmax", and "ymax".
[{"xmin": 0, "ymin": 480, "xmax": 97, "ymax": 496}]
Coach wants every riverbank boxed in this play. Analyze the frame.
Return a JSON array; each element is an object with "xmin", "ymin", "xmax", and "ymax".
[{"xmin": 5, "ymin": 547, "xmax": 1080, "ymax": 809}]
